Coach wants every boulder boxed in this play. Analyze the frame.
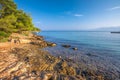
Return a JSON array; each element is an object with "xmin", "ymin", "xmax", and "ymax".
[
  {"xmin": 30, "ymin": 41, "xmax": 48, "ymax": 47},
  {"xmin": 86, "ymin": 53, "xmax": 97, "ymax": 57},
  {"xmin": 34, "ymin": 36, "xmax": 44, "ymax": 40},
  {"xmin": 31, "ymin": 70, "xmax": 37, "ymax": 76},
  {"xmin": 72, "ymin": 48, "xmax": 78, "ymax": 50},
  {"xmin": 58, "ymin": 56, "xmax": 62, "ymax": 59},
  {"xmin": 47, "ymin": 42, "xmax": 56, "ymax": 47},
  {"xmin": 62, "ymin": 44, "xmax": 71, "ymax": 48}
]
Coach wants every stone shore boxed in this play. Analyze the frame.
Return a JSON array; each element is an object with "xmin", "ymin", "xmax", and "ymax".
[{"xmin": 0, "ymin": 33, "xmax": 109, "ymax": 80}]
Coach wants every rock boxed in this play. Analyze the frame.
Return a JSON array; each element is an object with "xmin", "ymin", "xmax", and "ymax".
[
  {"xmin": 19, "ymin": 76, "xmax": 26, "ymax": 80},
  {"xmin": 58, "ymin": 56, "xmax": 62, "ymax": 59},
  {"xmin": 47, "ymin": 42, "xmax": 56, "ymax": 47},
  {"xmin": 40, "ymin": 71, "xmax": 53, "ymax": 80},
  {"xmin": 62, "ymin": 44, "xmax": 71, "ymax": 48},
  {"xmin": 12, "ymin": 76, "xmax": 19, "ymax": 80},
  {"xmin": 76, "ymin": 75, "xmax": 86, "ymax": 80},
  {"xmin": 30, "ymin": 41, "xmax": 48, "ymax": 47},
  {"xmin": 34, "ymin": 36, "xmax": 44, "ymax": 40},
  {"xmin": 72, "ymin": 47, "xmax": 78, "ymax": 50},
  {"xmin": 68, "ymin": 76, "xmax": 78, "ymax": 80},
  {"xmin": 24, "ymin": 57, "xmax": 29, "ymax": 62},
  {"xmin": 76, "ymin": 69, "xmax": 81, "ymax": 75},
  {"xmin": 86, "ymin": 53, "xmax": 97, "ymax": 57},
  {"xmin": 81, "ymin": 71, "xmax": 88, "ymax": 76},
  {"xmin": 57, "ymin": 75, "xmax": 68, "ymax": 80},
  {"xmin": 19, "ymin": 39, "xmax": 31, "ymax": 44},
  {"xmin": 31, "ymin": 70, "xmax": 37, "ymax": 76},
  {"xmin": 8, "ymin": 62, "xmax": 23, "ymax": 74}
]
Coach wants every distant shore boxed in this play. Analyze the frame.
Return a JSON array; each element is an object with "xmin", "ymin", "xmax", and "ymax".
[{"xmin": 111, "ymin": 31, "xmax": 120, "ymax": 33}]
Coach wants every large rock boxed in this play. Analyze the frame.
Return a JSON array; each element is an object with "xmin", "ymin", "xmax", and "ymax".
[
  {"xmin": 47, "ymin": 42, "xmax": 56, "ymax": 47},
  {"xmin": 72, "ymin": 47, "xmax": 78, "ymax": 50},
  {"xmin": 30, "ymin": 41, "xmax": 48, "ymax": 47},
  {"xmin": 33, "ymin": 35, "xmax": 44, "ymax": 40},
  {"xmin": 62, "ymin": 44, "xmax": 71, "ymax": 48}
]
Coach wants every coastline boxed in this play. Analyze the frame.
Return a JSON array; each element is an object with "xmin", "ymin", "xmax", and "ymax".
[{"xmin": 0, "ymin": 33, "xmax": 119, "ymax": 80}]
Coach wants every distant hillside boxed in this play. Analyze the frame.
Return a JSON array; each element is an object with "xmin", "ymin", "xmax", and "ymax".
[{"xmin": 94, "ymin": 27, "xmax": 120, "ymax": 31}]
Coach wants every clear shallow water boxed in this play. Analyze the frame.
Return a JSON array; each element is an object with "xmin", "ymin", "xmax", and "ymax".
[
  {"xmin": 38, "ymin": 31, "xmax": 120, "ymax": 77},
  {"xmin": 39, "ymin": 31, "xmax": 120, "ymax": 55}
]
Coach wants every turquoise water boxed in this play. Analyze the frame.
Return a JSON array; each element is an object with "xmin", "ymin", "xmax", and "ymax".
[
  {"xmin": 38, "ymin": 31, "xmax": 120, "ymax": 77},
  {"xmin": 38, "ymin": 31, "xmax": 120, "ymax": 78},
  {"xmin": 39, "ymin": 31, "xmax": 120, "ymax": 55}
]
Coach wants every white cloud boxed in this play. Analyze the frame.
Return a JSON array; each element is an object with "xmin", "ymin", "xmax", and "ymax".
[
  {"xmin": 74, "ymin": 14, "xmax": 83, "ymax": 17},
  {"xmin": 108, "ymin": 6, "xmax": 120, "ymax": 11},
  {"xmin": 65, "ymin": 11, "xmax": 83, "ymax": 17}
]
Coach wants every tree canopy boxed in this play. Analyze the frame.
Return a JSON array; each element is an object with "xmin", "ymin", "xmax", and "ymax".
[{"xmin": 0, "ymin": 0, "xmax": 40, "ymax": 42}]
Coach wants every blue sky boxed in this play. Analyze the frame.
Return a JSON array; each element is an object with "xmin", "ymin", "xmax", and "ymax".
[{"xmin": 14, "ymin": 0, "xmax": 120, "ymax": 30}]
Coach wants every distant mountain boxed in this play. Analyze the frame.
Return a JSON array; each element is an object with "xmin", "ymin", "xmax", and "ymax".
[{"xmin": 94, "ymin": 27, "xmax": 120, "ymax": 31}]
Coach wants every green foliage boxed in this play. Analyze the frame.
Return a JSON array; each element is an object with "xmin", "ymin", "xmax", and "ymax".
[
  {"xmin": 0, "ymin": 31, "xmax": 9, "ymax": 37},
  {"xmin": 0, "ymin": 14, "xmax": 17, "ymax": 33},
  {"xmin": 0, "ymin": 0, "xmax": 40, "ymax": 42},
  {"xmin": 0, "ymin": 31, "xmax": 10, "ymax": 42},
  {"xmin": 0, "ymin": 0, "xmax": 17, "ymax": 18}
]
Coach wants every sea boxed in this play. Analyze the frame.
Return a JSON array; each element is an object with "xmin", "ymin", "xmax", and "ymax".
[{"xmin": 38, "ymin": 31, "xmax": 120, "ymax": 77}]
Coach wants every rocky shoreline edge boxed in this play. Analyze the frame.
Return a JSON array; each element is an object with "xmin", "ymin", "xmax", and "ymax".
[{"xmin": 0, "ymin": 33, "xmax": 115, "ymax": 80}]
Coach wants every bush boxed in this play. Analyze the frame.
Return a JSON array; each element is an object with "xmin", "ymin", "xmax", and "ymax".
[
  {"xmin": 0, "ymin": 31, "xmax": 10, "ymax": 37},
  {"xmin": 0, "ymin": 37, "xmax": 8, "ymax": 42}
]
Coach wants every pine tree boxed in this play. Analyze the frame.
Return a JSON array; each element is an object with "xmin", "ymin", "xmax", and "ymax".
[{"xmin": 0, "ymin": 0, "xmax": 40, "ymax": 42}]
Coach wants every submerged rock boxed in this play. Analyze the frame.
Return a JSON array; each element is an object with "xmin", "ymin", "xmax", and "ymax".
[
  {"xmin": 72, "ymin": 47, "xmax": 78, "ymax": 50},
  {"xmin": 62, "ymin": 44, "xmax": 71, "ymax": 48},
  {"xmin": 58, "ymin": 56, "xmax": 62, "ymax": 59},
  {"xmin": 86, "ymin": 53, "xmax": 98, "ymax": 57}
]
